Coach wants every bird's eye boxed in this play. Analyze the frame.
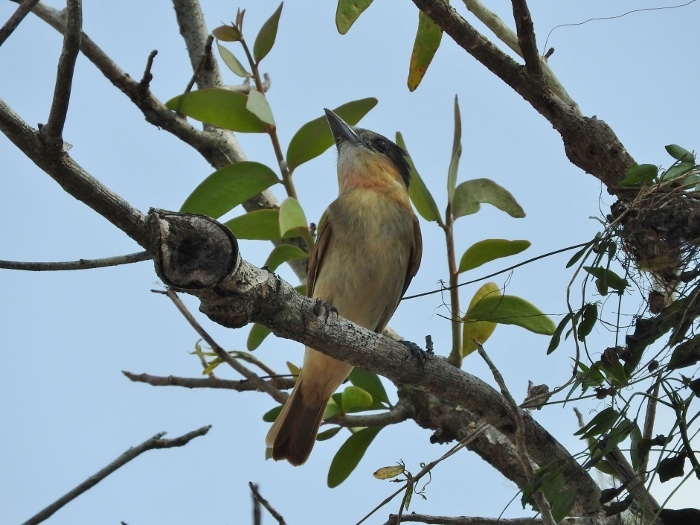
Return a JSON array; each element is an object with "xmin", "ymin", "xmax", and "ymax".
[{"xmin": 374, "ymin": 139, "xmax": 388, "ymax": 153}]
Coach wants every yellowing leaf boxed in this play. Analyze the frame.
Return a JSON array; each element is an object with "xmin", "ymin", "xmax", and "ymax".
[
  {"xmin": 335, "ymin": 0, "xmax": 373, "ymax": 34},
  {"xmin": 373, "ymin": 463, "xmax": 406, "ymax": 480},
  {"xmin": 458, "ymin": 239, "xmax": 530, "ymax": 273},
  {"xmin": 407, "ymin": 11, "xmax": 442, "ymax": 91},
  {"xmin": 462, "ymin": 282, "xmax": 500, "ymax": 356}
]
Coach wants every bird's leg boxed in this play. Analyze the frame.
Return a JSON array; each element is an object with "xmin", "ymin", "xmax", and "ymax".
[
  {"xmin": 399, "ymin": 339, "xmax": 429, "ymax": 369},
  {"xmin": 313, "ymin": 298, "xmax": 338, "ymax": 325}
]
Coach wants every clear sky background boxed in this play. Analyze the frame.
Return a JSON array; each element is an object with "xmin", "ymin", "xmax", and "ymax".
[{"xmin": 1, "ymin": 1, "xmax": 698, "ymax": 524}]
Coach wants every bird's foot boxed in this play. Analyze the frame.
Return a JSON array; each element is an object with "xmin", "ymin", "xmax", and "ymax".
[
  {"xmin": 399, "ymin": 340, "xmax": 429, "ymax": 370},
  {"xmin": 313, "ymin": 298, "xmax": 338, "ymax": 325}
]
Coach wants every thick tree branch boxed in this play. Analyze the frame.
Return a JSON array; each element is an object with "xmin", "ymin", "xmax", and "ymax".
[
  {"xmin": 42, "ymin": 0, "xmax": 81, "ymax": 141},
  {"xmin": 510, "ymin": 0, "xmax": 542, "ymax": 80},
  {"xmin": 0, "ymin": 0, "xmax": 40, "ymax": 45},
  {"xmin": 21, "ymin": 427, "xmax": 210, "ymax": 525},
  {"xmin": 412, "ymin": 0, "xmax": 634, "ymax": 191},
  {"xmin": 0, "ymin": 98, "xmax": 149, "ymax": 246}
]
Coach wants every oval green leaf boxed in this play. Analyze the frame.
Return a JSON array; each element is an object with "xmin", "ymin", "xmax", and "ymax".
[
  {"xmin": 396, "ymin": 132, "xmax": 441, "ymax": 223},
  {"xmin": 246, "ymin": 89, "xmax": 275, "ymax": 127},
  {"xmin": 263, "ymin": 404, "xmax": 283, "ymax": 423},
  {"xmin": 316, "ymin": 427, "xmax": 342, "ymax": 441},
  {"xmin": 253, "ymin": 2, "xmax": 283, "ymax": 64},
  {"xmin": 286, "ymin": 98, "xmax": 378, "ymax": 172},
  {"xmin": 665, "ymin": 144, "xmax": 695, "ymax": 163},
  {"xmin": 166, "ymin": 88, "xmax": 267, "ymax": 132},
  {"xmin": 348, "ymin": 367, "xmax": 389, "ymax": 405},
  {"xmin": 264, "ymin": 244, "xmax": 308, "ymax": 272},
  {"xmin": 465, "ymin": 294, "xmax": 555, "ymax": 335},
  {"xmin": 247, "ymin": 323, "xmax": 271, "ymax": 350},
  {"xmin": 180, "ymin": 161, "xmax": 279, "ymax": 218},
  {"xmin": 225, "ymin": 209, "xmax": 281, "ymax": 240},
  {"xmin": 453, "ymin": 178, "xmax": 525, "ymax": 218},
  {"xmin": 217, "ymin": 42, "xmax": 249, "ymax": 77},
  {"xmin": 279, "ymin": 197, "xmax": 307, "ymax": 238},
  {"xmin": 335, "ymin": 0, "xmax": 373, "ymax": 34},
  {"xmin": 212, "ymin": 25, "xmax": 241, "ymax": 42},
  {"xmin": 341, "ymin": 385, "xmax": 373, "ymax": 413},
  {"xmin": 577, "ymin": 303, "xmax": 598, "ymax": 341},
  {"xmin": 547, "ymin": 313, "xmax": 572, "ymax": 354},
  {"xmin": 327, "ymin": 426, "xmax": 382, "ymax": 488},
  {"xmin": 407, "ymin": 10, "xmax": 443, "ymax": 91},
  {"xmin": 620, "ymin": 163, "xmax": 658, "ymax": 186},
  {"xmin": 458, "ymin": 239, "xmax": 530, "ymax": 273},
  {"xmin": 582, "ymin": 266, "xmax": 628, "ymax": 294}
]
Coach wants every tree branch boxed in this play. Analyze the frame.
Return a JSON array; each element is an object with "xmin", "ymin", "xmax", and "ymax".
[
  {"xmin": 21, "ymin": 427, "xmax": 210, "ymax": 525},
  {"xmin": 249, "ymin": 482, "xmax": 287, "ymax": 525},
  {"xmin": 411, "ymin": 0, "xmax": 634, "ymax": 191},
  {"xmin": 122, "ymin": 370, "xmax": 295, "ymax": 392},
  {"xmin": 42, "ymin": 0, "xmax": 81, "ymax": 142},
  {"xmin": 0, "ymin": 251, "xmax": 149, "ymax": 271},
  {"xmin": 0, "ymin": 0, "xmax": 40, "ymax": 45},
  {"xmin": 510, "ymin": 0, "xmax": 542, "ymax": 80}
]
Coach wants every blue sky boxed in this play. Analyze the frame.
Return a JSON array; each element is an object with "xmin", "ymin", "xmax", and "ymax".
[{"xmin": 1, "ymin": 1, "xmax": 698, "ymax": 523}]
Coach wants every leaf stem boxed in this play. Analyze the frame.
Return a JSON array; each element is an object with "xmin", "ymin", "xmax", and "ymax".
[{"xmin": 444, "ymin": 204, "xmax": 463, "ymax": 367}]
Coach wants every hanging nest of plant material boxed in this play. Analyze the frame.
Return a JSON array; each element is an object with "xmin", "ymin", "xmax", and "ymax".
[{"xmin": 610, "ymin": 171, "xmax": 700, "ymax": 306}]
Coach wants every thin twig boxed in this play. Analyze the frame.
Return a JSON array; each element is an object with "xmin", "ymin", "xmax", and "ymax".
[
  {"xmin": 249, "ymin": 482, "xmax": 287, "ymax": 525},
  {"xmin": 510, "ymin": 0, "xmax": 543, "ymax": 80},
  {"xmin": 0, "ymin": 0, "xmax": 40, "ymax": 46},
  {"xmin": 21, "ymin": 427, "xmax": 210, "ymax": 525},
  {"xmin": 43, "ymin": 0, "xmax": 82, "ymax": 142},
  {"xmin": 165, "ymin": 289, "xmax": 287, "ymax": 404},
  {"xmin": 0, "ymin": 251, "xmax": 149, "ymax": 271},
  {"xmin": 122, "ymin": 370, "xmax": 294, "ymax": 392},
  {"xmin": 476, "ymin": 342, "xmax": 555, "ymax": 525},
  {"xmin": 184, "ymin": 34, "xmax": 214, "ymax": 93},
  {"xmin": 139, "ymin": 50, "xmax": 158, "ymax": 90}
]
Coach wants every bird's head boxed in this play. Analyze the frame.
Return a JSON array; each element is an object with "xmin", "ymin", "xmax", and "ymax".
[{"xmin": 324, "ymin": 109, "xmax": 412, "ymax": 197}]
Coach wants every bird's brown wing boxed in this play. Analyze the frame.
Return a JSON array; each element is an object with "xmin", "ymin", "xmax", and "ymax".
[
  {"xmin": 306, "ymin": 212, "xmax": 333, "ymax": 298},
  {"xmin": 401, "ymin": 214, "xmax": 423, "ymax": 297}
]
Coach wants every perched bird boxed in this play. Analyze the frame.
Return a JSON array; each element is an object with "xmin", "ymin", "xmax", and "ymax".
[{"xmin": 265, "ymin": 109, "xmax": 422, "ymax": 466}]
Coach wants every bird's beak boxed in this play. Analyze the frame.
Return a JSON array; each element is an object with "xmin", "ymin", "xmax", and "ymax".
[{"xmin": 324, "ymin": 109, "xmax": 361, "ymax": 148}]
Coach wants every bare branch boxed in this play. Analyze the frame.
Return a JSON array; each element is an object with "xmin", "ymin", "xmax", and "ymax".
[
  {"xmin": 249, "ymin": 483, "xmax": 287, "ymax": 525},
  {"xmin": 165, "ymin": 289, "xmax": 288, "ymax": 404},
  {"xmin": 42, "ymin": 0, "xmax": 81, "ymax": 142},
  {"xmin": 0, "ymin": 251, "xmax": 149, "ymax": 271},
  {"xmin": 21, "ymin": 427, "xmax": 210, "ymax": 525},
  {"xmin": 122, "ymin": 370, "xmax": 295, "ymax": 393},
  {"xmin": 477, "ymin": 343, "xmax": 555, "ymax": 525},
  {"xmin": 0, "ymin": 98, "xmax": 149, "ymax": 246},
  {"xmin": 510, "ymin": 0, "xmax": 543, "ymax": 80},
  {"xmin": 184, "ymin": 34, "xmax": 214, "ymax": 93},
  {"xmin": 383, "ymin": 516, "xmax": 589, "ymax": 525},
  {"xmin": 139, "ymin": 49, "xmax": 158, "ymax": 90},
  {"xmin": 0, "ymin": 0, "xmax": 40, "ymax": 45}
]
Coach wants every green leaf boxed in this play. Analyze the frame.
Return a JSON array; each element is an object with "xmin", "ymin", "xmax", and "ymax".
[
  {"xmin": 263, "ymin": 405, "xmax": 283, "ymax": 423},
  {"xmin": 566, "ymin": 242, "xmax": 593, "ymax": 268},
  {"xmin": 447, "ymin": 95, "xmax": 461, "ymax": 203},
  {"xmin": 574, "ymin": 407, "xmax": 619, "ymax": 438},
  {"xmin": 462, "ymin": 282, "xmax": 500, "ymax": 356},
  {"xmin": 316, "ymin": 427, "xmax": 341, "ymax": 441},
  {"xmin": 341, "ymin": 385, "xmax": 373, "ymax": 412},
  {"xmin": 668, "ymin": 334, "xmax": 700, "ymax": 370},
  {"xmin": 247, "ymin": 323, "xmax": 271, "ymax": 350},
  {"xmin": 374, "ymin": 463, "xmax": 406, "ymax": 480},
  {"xmin": 458, "ymin": 239, "xmax": 530, "ymax": 273},
  {"xmin": 348, "ymin": 368, "xmax": 389, "ymax": 405},
  {"xmin": 324, "ymin": 396, "xmax": 342, "ymax": 419},
  {"xmin": 396, "ymin": 132, "xmax": 441, "ymax": 223},
  {"xmin": 547, "ymin": 313, "xmax": 572, "ymax": 354},
  {"xmin": 577, "ymin": 303, "xmax": 598, "ymax": 341},
  {"xmin": 264, "ymin": 244, "xmax": 308, "ymax": 272},
  {"xmin": 551, "ymin": 490, "xmax": 577, "ymax": 523},
  {"xmin": 327, "ymin": 426, "xmax": 382, "ymax": 487},
  {"xmin": 452, "ymin": 178, "xmax": 525, "ymax": 218},
  {"xmin": 279, "ymin": 197, "xmax": 307, "ymax": 238},
  {"xmin": 407, "ymin": 10, "xmax": 442, "ymax": 91},
  {"xmin": 166, "ymin": 89, "xmax": 267, "ymax": 132},
  {"xmin": 665, "ymin": 144, "xmax": 695, "ymax": 163},
  {"xmin": 225, "ymin": 209, "xmax": 281, "ymax": 240},
  {"xmin": 246, "ymin": 90, "xmax": 275, "ymax": 127},
  {"xmin": 286, "ymin": 98, "xmax": 377, "ymax": 172},
  {"xmin": 583, "ymin": 266, "xmax": 628, "ymax": 294},
  {"xmin": 212, "ymin": 25, "xmax": 241, "ymax": 42},
  {"xmin": 217, "ymin": 42, "xmax": 249, "ymax": 77},
  {"xmin": 179, "ymin": 161, "xmax": 278, "ymax": 218},
  {"xmin": 253, "ymin": 2, "xmax": 283, "ymax": 64},
  {"xmin": 464, "ymin": 294, "xmax": 555, "ymax": 335},
  {"xmin": 620, "ymin": 163, "xmax": 658, "ymax": 186},
  {"xmin": 335, "ymin": 0, "xmax": 373, "ymax": 34},
  {"xmin": 661, "ymin": 161, "xmax": 695, "ymax": 181}
]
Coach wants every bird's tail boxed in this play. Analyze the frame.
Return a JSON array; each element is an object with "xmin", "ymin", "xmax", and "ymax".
[{"xmin": 265, "ymin": 374, "xmax": 329, "ymax": 466}]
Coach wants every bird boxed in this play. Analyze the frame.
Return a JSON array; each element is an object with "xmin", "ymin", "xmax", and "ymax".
[{"xmin": 265, "ymin": 109, "xmax": 423, "ymax": 466}]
